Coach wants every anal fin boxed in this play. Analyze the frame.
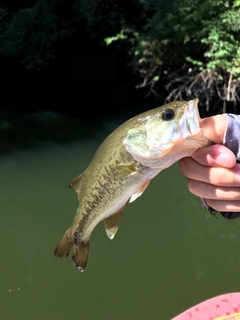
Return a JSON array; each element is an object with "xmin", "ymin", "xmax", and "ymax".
[
  {"xmin": 129, "ymin": 179, "xmax": 151, "ymax": 203},
  {"xmin": 104, "ymin": 207, "xmax": 124, "ymax": 240}
]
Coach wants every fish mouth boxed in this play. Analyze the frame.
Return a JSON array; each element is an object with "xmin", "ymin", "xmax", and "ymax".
[
  {"xmin": 183, "ymin": 98, "xmax": 201, "ymax": 136},
  {"xmin": 183, "ymin": 98, "xmax": 211, "ymax": 146}
]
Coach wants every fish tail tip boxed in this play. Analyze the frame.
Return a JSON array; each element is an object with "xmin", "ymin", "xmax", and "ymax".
[
  {"xmin": 54, "ymin": 230, "xmax": 73, "ymax": 259},
  {"xmin": 72, "ymin": 241, "xmax": 90, "ymax": 271},
  {"xmin": 77, "ymin": 266, "xmax": 85, "ymax": 273}
]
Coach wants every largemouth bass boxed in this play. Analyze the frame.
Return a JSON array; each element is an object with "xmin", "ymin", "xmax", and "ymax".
[{"xmin": 54, "ymin": 99, "xmax": 211, "ymax": 271}]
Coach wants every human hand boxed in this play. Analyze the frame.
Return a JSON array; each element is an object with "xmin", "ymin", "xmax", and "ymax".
[{"xmin": 179, "ymin": 115, "xmax": 240, "ymax": 213}]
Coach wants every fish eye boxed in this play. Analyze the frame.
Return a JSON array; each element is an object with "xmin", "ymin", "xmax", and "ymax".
[{"xmin": 162, "ymin": 108, "xmax": 175, "ymax": 121}]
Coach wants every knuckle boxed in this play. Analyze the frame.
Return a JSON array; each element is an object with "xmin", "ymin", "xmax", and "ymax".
[
  {"xmin": 187, "ymin": 179, "xmax": 199, "ymax": 196},
  {"xmin": 209, "ymin": 168, "xmax": 224, "ymax": 186}
]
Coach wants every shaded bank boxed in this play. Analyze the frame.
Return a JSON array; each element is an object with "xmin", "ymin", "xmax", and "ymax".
[{"xmin": 0, "ymin": 29, "xmax": 165, "ymax": 119}]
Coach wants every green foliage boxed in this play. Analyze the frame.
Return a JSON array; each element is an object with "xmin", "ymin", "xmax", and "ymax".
[
  {"xmin": 1, "ymin": 0, "xmax": 240, "ymax": 112},
  {"xmin": 206, "ymin": 14, "xmax": 240, "ymax": 75},
  {"xmin": 0, "ymin": 0, "xmax": 152, "ymax": 69},
  {"xmin": 114, "ymin": 0, "xmax": 212, "ymax": 88},
  {"xmin": 184, "ymin": 0, "xmax": 240, "ymax": 110},
  {"xmin": 74, "ymin": 0, "xmax": 151, "ymax": 41},
  {"xmin": 105, "ymin": 0, "xmax": 240, "ymax": 112},
  {"xmin": 0, "ymin": 1, "xmax": 72, "ymax": 69}
]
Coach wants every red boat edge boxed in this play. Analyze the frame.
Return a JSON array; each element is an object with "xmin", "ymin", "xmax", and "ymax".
[{"xmin": 171, "ymin": 292, "xmax": 240, "ymax": 320}]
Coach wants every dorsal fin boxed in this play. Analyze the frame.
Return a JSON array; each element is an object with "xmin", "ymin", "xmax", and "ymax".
[{"xmin": 68, "ymin": 173, "xmax": 83, "ymax": 194}]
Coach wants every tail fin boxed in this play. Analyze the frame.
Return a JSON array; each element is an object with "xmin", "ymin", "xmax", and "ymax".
[
  {"xmin": 72, "ymin": 241, "xmax": 90, "ymax": 272},
  {"xmin": 54, "ymin": 229, "xmax": 73, "ymax": 258}
]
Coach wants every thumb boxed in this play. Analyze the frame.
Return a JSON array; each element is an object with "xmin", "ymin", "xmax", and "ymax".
[
  {"xmin": 199, "ymin": 114, "xmax": 227, "ymax": 144},
  {"xmin": 192, "ymin": 115, "xmax": 236, "ymax": 168}
]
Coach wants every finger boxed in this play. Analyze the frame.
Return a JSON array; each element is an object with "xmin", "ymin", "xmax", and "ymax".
[
  {"xmin": 179, "ymin": 158, "xmax": 240, "ymax": 186},
  {"xmin": 199, "ymin": 115, "xmax": 227, "ymax": 144},
  {"xmin": 191, "ymin": 145, "xmax": 236, "ymax": 168},
  {"xmin": 205, "ymin": 199, "xmax": 240, "ymax": 212},
  {"xmin": 188, "ymin": 180, "xmax": 240, "ymax": 200}
]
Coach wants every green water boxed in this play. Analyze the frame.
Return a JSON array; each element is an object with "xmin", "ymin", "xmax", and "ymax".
[{"xmin": 1, "ymin": 111, "xmax": 240, "ymax": 320}]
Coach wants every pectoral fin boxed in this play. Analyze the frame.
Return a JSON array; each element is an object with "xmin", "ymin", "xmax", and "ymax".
[
  {"xmin": 104, "ymin": 207, "xmax": 124, "ymax": 239},
  {"xmin": 114, "ymin": 162, "xmax": 141, "ymax": 177},
  {"xmin": 129, "ymin": 179, "xmax": 151, "ymax": 203}
]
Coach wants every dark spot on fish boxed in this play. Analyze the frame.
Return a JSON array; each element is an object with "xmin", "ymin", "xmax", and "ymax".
[{"xmin": 162, "ymin": 108, "xmax": 175, "ymax": 121}]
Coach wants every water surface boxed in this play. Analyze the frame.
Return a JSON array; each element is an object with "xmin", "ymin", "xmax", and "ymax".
[{"xmin": 1, "ymin": 110, "xmax": 240, "ymax": 320}]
